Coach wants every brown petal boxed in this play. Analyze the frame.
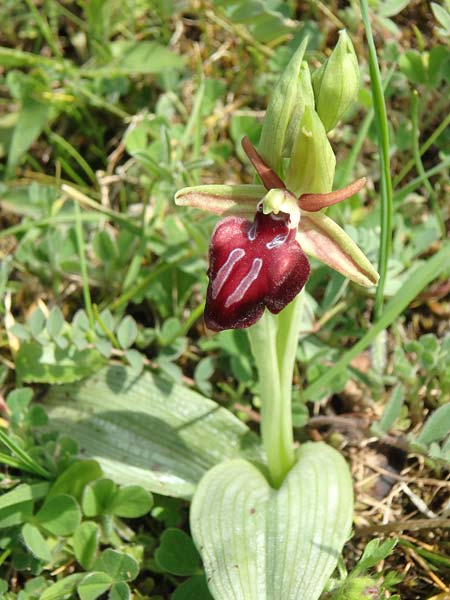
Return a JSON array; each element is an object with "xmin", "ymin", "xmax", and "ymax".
[
  {"xmin": 298, "ymin": 178, "xmax": 366, "ymax": 211},
  {"xmin": 241, "ymin": 137, "xmax": 286, "ymax": 190}
]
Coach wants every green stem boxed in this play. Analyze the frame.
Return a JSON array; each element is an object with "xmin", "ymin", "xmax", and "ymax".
[
  {"xmin": 276, "ymin": 292, "xmax": 305, "ymax": 415},
  {"xmin": 248, "ymin": 309, "xmax": 295, "ymax": 488}
]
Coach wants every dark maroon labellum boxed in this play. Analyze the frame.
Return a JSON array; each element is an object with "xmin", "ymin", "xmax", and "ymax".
[{"xmin": 204, "ymin": 211, "xmax": 310, "ymax": 331}]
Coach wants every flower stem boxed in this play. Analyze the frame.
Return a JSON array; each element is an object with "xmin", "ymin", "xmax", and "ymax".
[{"xmin": 248, "ymin": 295, "xmax": 305, "ymax": 488}]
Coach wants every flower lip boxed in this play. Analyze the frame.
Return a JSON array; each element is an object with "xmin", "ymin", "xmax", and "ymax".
[{"xmin": 204, "ymin": 210, "xmax": 310, "ymax": 331}]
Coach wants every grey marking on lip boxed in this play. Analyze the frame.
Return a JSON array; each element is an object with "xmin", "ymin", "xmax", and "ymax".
[
  {"xmin": 212, "ymin": 247, "xmax": 245, "ymax": 299},
  {"xmin": 225, "ymin": 258, "xmax": 263, "ymax": 307},
  {"xmin": 247, "ymin": 222, "xmax": 257, "ymax": 241},
  {"xmin": 266, "ymin": 232, "xmax": 289, "ymax": 249}
]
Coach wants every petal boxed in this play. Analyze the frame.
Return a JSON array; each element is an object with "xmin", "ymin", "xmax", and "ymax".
[
  {"xmin": 205, "ymin": 213, "xmax": 310, "ymax": 331},
  {"xmin": 299, "ymin": 211, "xmax": 379, "ymax": 287},
  {"xmin": 241, "ymin": 137, "xmax": 286, "ymax": 190},
  {"xmin": 298, "ymin": 178, "xmax": 366, "ymax": 212},
  {"xmin": 175, "ymin": 184, "xmax": 264, "ymax": 216}
]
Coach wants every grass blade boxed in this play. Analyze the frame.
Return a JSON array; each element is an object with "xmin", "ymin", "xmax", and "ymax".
[{"xmin": 359, "ymin": 0, "xmax": 394, "ymax": 320}]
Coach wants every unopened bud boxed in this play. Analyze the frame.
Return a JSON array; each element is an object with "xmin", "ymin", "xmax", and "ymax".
[
  {"xmin": 312, "ymin": 30, "xmax": 360, "ymax": 132},
  {"xmin": 258, "ymin": 37, "xmax": 309, "ymax": 173},
  {"xmin": 285, "ymin": 105, "xmax": 336, "ymax": 196},
  {"xmin": 282, "ymin": 61, "xmax": 315, "ymax": 157}
]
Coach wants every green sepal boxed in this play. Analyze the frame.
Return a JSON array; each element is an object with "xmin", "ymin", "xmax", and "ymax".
[
  {"xmin": 286, "ymin": 105, "xmax": 336, "ymax": 196},
  {"xmin": 299, "ymin": 211, "xmax": 379, "ymax": 287},
  {"xmin": 175, "ymin": 184, "xmax": 264, "ymax": 216},
  {"xmin": 190, "ymin": 442, "xmax": 353, "ymax": 600},
  {"xmin": 312, "ymin": 30, "xmax": 360, "ymax": 132}
]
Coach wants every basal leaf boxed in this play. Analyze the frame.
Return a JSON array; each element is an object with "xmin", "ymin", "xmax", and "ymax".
[
  {"xmin": 43, "ymin": 366, "xmax": 260, "ymax": 499},
  {"xmin": 190, "ymin": 442, "xmax": 353, "ymax": 600}
]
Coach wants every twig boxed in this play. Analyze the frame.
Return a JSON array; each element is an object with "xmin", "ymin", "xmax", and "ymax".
[{"xmin": 354, "ymin": 517, "xmax": 450, "ymax": 537}]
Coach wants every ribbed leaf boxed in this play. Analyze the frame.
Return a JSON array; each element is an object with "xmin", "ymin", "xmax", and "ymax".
[
  {"xmin": 43, "ymin": 366, "xmax": 259, "ymax": 499},
  {"xmin": 190, "ymin": 442, "xmax": 353, "ymax": 600}
]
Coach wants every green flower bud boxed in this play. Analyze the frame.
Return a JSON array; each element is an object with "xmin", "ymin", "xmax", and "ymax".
[
  {"xmin": 282, "ymin": 61, "xmax": 315, "ymax": 158},
  {"xmin": 259, "ymin": 37, "xmax": 309, "ymax": 173},
  {"xmin": 285, "ymin": 105, "xmax": 336, "ymax": 196},
  {"xmin": 312, "ymin": 30, "xmax": 360, "ymax": 132}
]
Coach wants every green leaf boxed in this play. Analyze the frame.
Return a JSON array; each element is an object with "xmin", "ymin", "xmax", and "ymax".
[
  {"xmin": 372, "ymin": 384, "xmax": 404, "ymax": 435},
  {"xmin": 353, "ymin": 538, "xmax": 397, "ymax": 574},
  {"xmin": 124, "ymin": 349, "xmax": 144, "ymax": 374},
  {"xmin": 191, "ymin": 442, "xmax": 353, "ymax": 600},
  {"xmin": 431, "ymin": 2, "xmax": 450, "ymax": 33},
  {"xmin": 0, "ymin": 482, "xmax": 49, "ymax": 510},
  {"xmin": 6, "ymin": 387, "xmax": 33, "ymax": 416},
  {"xmin": 93, "ymin": 230, "xmax": 117, "ymax": 263},
  {"xmin": 116, "ymin": 316, "xmax": 138, "ymax": 349},
  {"xmin": 7, "ymin": 94, "xmax": 49, "ymax": 172},
  {"xmin": 172, "ymin": 575, "xmax": 213, "ymax": 600},
  {"xmin": 47, "ymin": 307, "xmax": 65, "ymax": 338},
  {"xmin": 78, "ymin": 572, "xmax": 113, "ymax": 600},
  {"xmin": 35, "ymin": 494, "xmax": 81, "ymax": 536},
  {"xmin": 94, "ymin": 549, "xmax": 139, "ymax": 582},
  {"xmin": 41, "ymin": 573, "xmax": 84, "ymax": 600},
  {"xmin": 109, "ymin": 485, "xmax": 153, "ymax": 518},
  {"xmin": 378, "ymin": 0, "xmax": 410, "ymax": 17},
  {"xmin": 28, "ymin": 307, "xmax": 46, "ymax": 337},
  {"xmin": 21, "ymin": 523, "xmax": 52, "ymax": 563},
  {"xmin": 73, "ymin": 521, "xmax": 100, "ymax": 570},
  {"xmin": 48, "ymin": 460, "xmax": 103, "ymax": 501},
  {"xmin": 399, "ymin": 50, "xmax": 427, "ymax": 85},
  {"xmin": 155, "ymin": 528, "xmax": 201, "ymax": 576},
  {"xmin": 108, "ymin": 581, "xmax": 131, "ymax": 600},
  {"xmin": 43, "ymin": 365, "xmax": 260, "ymax": 499},
  {"xmin": 0, "ymin": 500, "xmax": 33, "ymax": 529},
  {"xmin": 15, "ymin": 340, "xmax": 105, "ymax": 384},
  {"xmin": 416, "ymin": 404, "xmax": 450, "ymax": 446},
  {"xmin": 109, "ymin": 41, "xmax": 184, "ymax": 74},
  {"xmin": 82, "ymin": 479, "xmax": 117, "ymax": 517}
]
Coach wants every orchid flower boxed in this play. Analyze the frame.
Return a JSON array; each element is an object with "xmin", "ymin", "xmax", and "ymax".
[{"xmin": 175, "ymin": 136, "xmax": 379, "ymax": 332}]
